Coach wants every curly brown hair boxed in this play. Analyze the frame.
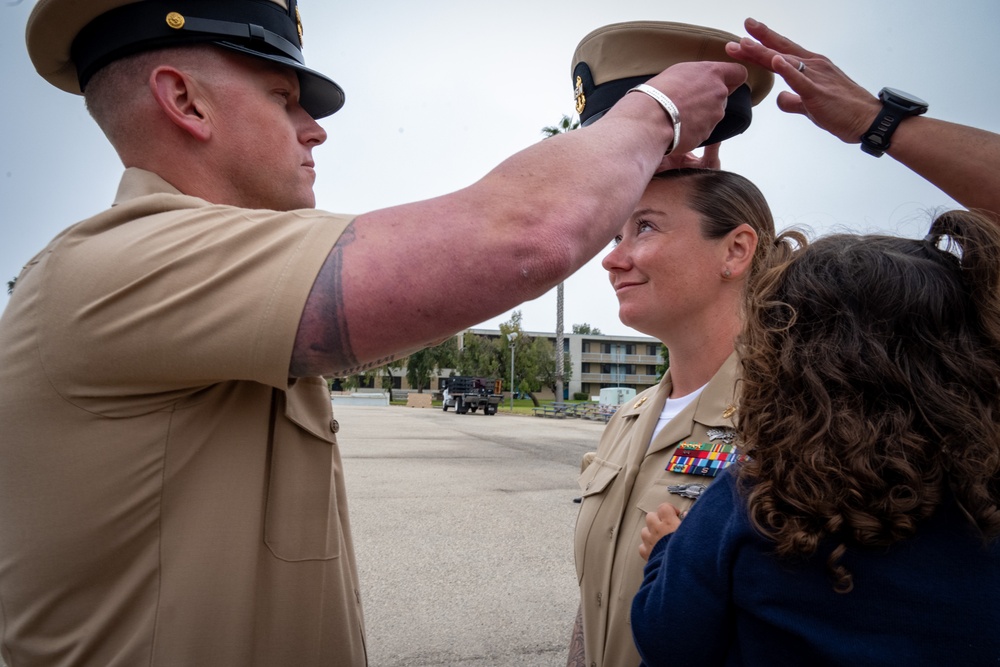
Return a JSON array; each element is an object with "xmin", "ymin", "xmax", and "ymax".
[{"xmin": 737, "ymin": 209, "xmax": 1000, "ymax": 593}]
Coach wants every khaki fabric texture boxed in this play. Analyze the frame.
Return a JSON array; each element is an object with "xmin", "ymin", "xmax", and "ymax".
[
  {"xmin": 0, "ymin": 169, "xmax": 365, "ymax": 666},
  {"xmin": 574, "ymin": 353, "xmax": 740, "ymax": 667}
]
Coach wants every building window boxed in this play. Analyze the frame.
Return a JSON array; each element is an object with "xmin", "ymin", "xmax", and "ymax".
[{"xmin": 601, "ymin": 363, "xmax": 635, "ymax": 376}]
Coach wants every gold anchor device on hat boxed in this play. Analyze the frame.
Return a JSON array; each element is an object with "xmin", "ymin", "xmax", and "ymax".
[
  {"xmin": 571, "ymin": 21, "xmax": 774, "ymax": 146},
  {"xmin": 25, "ymin": 0, "xmax": 344, "ymax": 119}
]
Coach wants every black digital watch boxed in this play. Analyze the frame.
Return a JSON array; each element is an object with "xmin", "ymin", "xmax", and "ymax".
[{"xmin": 860, "ymin": 87, "xmax": 929, "ymax": 157}]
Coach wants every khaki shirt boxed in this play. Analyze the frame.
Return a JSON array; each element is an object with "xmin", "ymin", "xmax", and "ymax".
[
  {"xmin": 575, "ymin": 353, "xmax": 740, "ymax": 667},
  {"xmin": 0, "ymin": 169, "xmax": 365, "ymax": 665}
]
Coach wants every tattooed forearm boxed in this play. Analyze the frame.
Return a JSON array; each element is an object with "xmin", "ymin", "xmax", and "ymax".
[
  {"xmin": 332, "ymin": 353, "xmax": 399, "ymax": 377},
  {"xmin": 566, "ymin": 602, "xmax": 586, "ymax": 667},
  {"xmin": 290, "ymin": 221, "xmax": 450, "ymax": 378}
]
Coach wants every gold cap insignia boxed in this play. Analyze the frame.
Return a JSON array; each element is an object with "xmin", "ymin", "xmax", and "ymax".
[
  {"xmin": 295, "ymin": 7, "xmax": 304, "ymax": 47},
  {"xmin": 165, "ymin": 11, "xmax": 185, "ymax": 30},
  {"xmin": 575, "ymin": 76, "xmax": 586, "ymax": 115}
]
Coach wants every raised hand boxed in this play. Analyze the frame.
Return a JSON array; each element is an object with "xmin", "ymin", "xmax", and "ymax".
[{"xmin": 726, "ymin": 17, "xmax": 880, "ymax": 145}]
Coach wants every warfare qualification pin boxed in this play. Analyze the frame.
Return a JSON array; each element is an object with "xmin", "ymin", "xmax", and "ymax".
[
  {"xmin": 668, "ymin": 483, "xmax": 706, "ymax": 499},
  {"xmin": 707, "ymin": 427, "xmax": 736, "ymax": 444}
]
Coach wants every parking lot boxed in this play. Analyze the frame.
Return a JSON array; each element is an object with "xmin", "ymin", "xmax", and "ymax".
[
  {"xmin": 0, "ymin": 404, "xmax": 602, "ymax": 667},
  {"xmin": 338, "ymin": 404, "xmax": 606, "ymax": 666}
]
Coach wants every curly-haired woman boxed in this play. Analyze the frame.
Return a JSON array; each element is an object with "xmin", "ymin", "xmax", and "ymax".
[{"xmin": 631, "ymin": 209, "xmax": 1000, "ymax": 666}]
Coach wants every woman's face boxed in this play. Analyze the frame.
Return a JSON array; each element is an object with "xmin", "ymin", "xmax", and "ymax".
[{"xmin": 602, "ymin": 178, "xmax": 732, "ymax": 339}]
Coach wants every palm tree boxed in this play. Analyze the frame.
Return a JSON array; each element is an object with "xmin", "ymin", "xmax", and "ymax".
[
  {"xmin": 541, "ymin": 115, "xmax": 579, "ymax": 137},
  {"xmin": 7, "ymin": 276, "xmax": 17, "ymax": 296},
  {"xmin": 541, "ymin": 115, "xmax": 580, "ymax": 402}
]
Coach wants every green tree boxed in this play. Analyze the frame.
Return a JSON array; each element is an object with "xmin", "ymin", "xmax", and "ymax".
[
  {"xmin": 7, "ymin": 276, "xmax": 16, "ymax": 295},
  {"xmin": 541, "ymin": 115, "xmax": 580, "ymax": 403},
  {"xmin": 377, "ymin": 359, "xmax": 405, "ymax": 392},
  {"xmin": 339, "ymin": 373, "xmax": 369, "ymax": 392},
  {"xmin": 534, "ymin": 336, "xmax": 573, "ymax": 397},
  {"xmin": 405, "ymin": 336, "xmax": 459, "ymax": 392},
  {"xmin": 491, "ymin": 311, "xmax": 567, "ymax": 407},
  {"xmin": 498, "ymin": 313, "xmax": 532, "ymax": 404},
  {"xmin": 456, "ymin": 311, "xmax": 575, "ymax": 406},
  {"xmin": 334, "ymin": 359, "xmax": 403, "ymax": 393},
  {"xmin": 656, "ymin": 344, "xmax": 670, "ymax": 382},
  {"xmin": 572, "ymin": 323, "xmax": 602, "ymax": 335},
  {"xmin": 541, "ymin": 115, "xmax": 580, "ymax": 138},
  {"xmin": 457, "ymin": 331, "xmax": 503, "ymax": 378}
]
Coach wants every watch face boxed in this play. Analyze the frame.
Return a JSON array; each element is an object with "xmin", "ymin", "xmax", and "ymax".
[{"xmin": 880, "ymin": 87, "xmax": 929, "ymax": 109}]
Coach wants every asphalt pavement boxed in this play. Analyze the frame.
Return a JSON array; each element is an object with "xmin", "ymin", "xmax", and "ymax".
[
  {"xmin": 338, "ymin": 403, "xmax": 606, "ymax": 667},
  {"xmin": 0, "ymin": 404, "xmax": 601, "ymax": 667}
]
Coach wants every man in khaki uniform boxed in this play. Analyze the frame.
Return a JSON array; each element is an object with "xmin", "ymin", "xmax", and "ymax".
[{"xmin": 0, "ymin": 0, "xmax": 747, "ymax": 664}]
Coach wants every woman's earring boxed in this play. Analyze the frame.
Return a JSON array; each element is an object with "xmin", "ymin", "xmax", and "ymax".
[{"xmin": 723, "ymin": 268, "xmax": 732, "ymax": 278}]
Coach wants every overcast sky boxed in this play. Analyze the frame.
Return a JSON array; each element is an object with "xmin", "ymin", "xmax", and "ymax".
[{"xmin": 3, "ymin": 0, "xmax": 999, "ymax": 337}]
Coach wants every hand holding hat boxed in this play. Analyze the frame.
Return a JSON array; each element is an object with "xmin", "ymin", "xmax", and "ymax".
[
  {"xmin": 636, "ymin": 60, "xmax": 749, "ymax": 156},
  {"xmin": 572, "ymin": 21, "xmax": 775, "ymax": 148}
]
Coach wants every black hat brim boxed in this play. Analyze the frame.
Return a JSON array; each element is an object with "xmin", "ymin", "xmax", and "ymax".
[{"xmin": 216, "ymin": 41, "xmax": 344, "ymax": 119}]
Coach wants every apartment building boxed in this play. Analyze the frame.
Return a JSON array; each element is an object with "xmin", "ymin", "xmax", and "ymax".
[
  {"xmin": 461, "ymin": 328, "xmax": 663, "ymax": 400},
  {"xmin": 336, "ymin": 328, "xmax": 663, "ymax": 400}
]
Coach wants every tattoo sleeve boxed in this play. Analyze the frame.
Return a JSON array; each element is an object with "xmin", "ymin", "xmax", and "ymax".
[
  {"xmin": 566, "ymin": 602, "xmax": 586, "ymax": 667},
  {"xmin": 291, "ymin": 222, "xmax": 358, "ymax": 377}
]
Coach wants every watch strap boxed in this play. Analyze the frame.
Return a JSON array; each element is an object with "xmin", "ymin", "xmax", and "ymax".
[{"xmin": 860, "ymin": 88, "xmax": 928, "ymax": 158}]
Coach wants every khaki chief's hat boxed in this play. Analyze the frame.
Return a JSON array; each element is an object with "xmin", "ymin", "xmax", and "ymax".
[
  {"xmin": 25, "ymin": 0, "xmax": 344, "ymax": 119},
  {"xmin": 572, "ymin": 21, "xmax": 774, "ymax": 145}
]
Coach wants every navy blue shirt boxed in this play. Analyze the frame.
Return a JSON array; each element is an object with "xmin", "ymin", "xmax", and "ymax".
[{"xmin": 632, "ymin": 467, "xmax": 1000, "ymax": 666}]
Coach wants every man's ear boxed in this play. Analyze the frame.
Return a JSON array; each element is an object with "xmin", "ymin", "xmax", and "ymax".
[
  {"xmin": 723, "ymin": 223, "xmax": 758, "ymax": 279},
  {"xmin": 149, "ymin": 66, "xmax": 211, "ymax": 142}
]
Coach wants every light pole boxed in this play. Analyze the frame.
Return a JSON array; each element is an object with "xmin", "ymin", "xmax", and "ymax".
[{"xmin": 508, "ymin": 331, "xmax": 518, "ymax": 412}]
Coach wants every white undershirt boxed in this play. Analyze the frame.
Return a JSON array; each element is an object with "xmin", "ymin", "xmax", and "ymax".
[{"xmin": 650, "ymin": 383, "xmax": 707, "ymax": 443}]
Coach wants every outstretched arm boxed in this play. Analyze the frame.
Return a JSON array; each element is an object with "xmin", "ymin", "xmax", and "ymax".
[
  {"xmin": 291, "ymin": 61, "xmax": 747, "ymax": 377},
  {"xmin": 726, "ymin": 17, "xmax": 1000, "ymax": 217}
]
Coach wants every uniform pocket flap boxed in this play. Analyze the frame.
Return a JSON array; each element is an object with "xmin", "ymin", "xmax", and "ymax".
[
  {"xmin": 636, "ymin": 477, "xmax": 694, "ymax": 514},
  {"xmin": 577, "ymin": 457, "xmax": 622, "ymax": 496},
  {"xmin": 283, "ymin": 377, "xmax": 336, "ymax": 443}
]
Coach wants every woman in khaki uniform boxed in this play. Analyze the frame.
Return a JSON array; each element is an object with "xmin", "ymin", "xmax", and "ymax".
[{"xmin": 567, "ymin": 167, "xmax": 802, "ymax": 667}]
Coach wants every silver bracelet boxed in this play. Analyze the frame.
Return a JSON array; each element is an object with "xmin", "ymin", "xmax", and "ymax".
[{"xmin": 627, "ymin": 84, "xmax": 681, "ymax": 155}]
